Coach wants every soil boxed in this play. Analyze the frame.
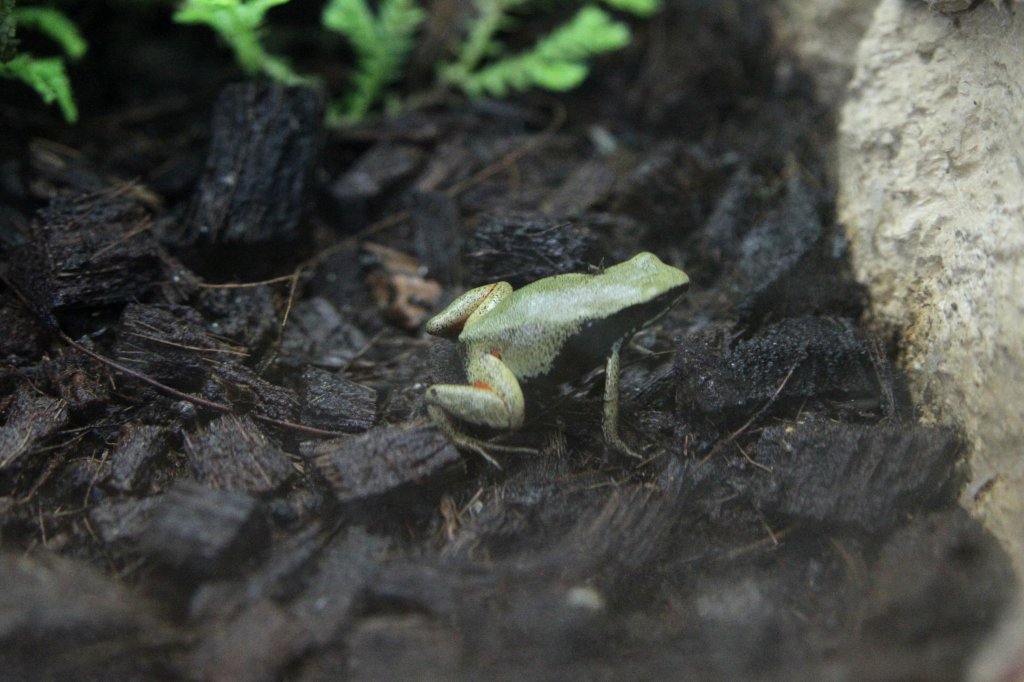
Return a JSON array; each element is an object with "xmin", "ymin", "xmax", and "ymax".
[{"xmin": 0, "ymin": 2, "xmax": 1015, "ymax": 681}]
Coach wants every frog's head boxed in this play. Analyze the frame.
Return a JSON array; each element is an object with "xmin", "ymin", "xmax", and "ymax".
[{"xmin": 605, "ymin": 252, "xmax": 689, "ymax": 302}]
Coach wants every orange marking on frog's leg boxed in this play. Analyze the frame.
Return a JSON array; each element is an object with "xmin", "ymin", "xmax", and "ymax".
[{"xmin": 467, "ymin": 352, "xmax": 524, "ymax": 430}]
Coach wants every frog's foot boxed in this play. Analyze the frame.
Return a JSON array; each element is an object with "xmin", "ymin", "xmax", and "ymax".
[
  {"xmin": 449, "ymin": 433, "xmax": 504, "ymax": 469},
  {"xmin": 459, "ymin": 436, "xmax": 538, "ymax": 468},
  {"xmin": 424, "ymin": 383, "xmax": 514, "ymax": 430},
  {"xmin": 426, "ymin": 405, "xmax": 534, "ymax": 468},
  {"xmin": 603, "ymin": 429, "xmax": 645, "ymax": 460}
]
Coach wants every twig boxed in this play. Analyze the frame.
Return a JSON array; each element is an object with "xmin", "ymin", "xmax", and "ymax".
[
  {"xmin": 197, "ymin": 273, "xmax": 301, "ymax": 289},
  {"xmin": 58, "ymin": 330, "xmax": 348, "ymax": 439},
  {"xmin": 279, "ymin": 267, "xmax": 304, "ymax": 336}
]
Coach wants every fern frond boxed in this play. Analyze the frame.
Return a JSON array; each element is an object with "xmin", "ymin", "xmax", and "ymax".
[
  {"xmin": 0, "ymin": 53, "xmax": 77, "ymax": 121},
  {"xmin": 174, "ymin": 0, "xmax": 311, "ymax": 86},
  {"xmin": 12, "ymin": 7, "xmax": 87, "ymax": 59},
  {"xmin": 600, "ymin": 0, "xmax": 660, "ymax": 18},
  {"xmin": 322, "ymin": 0, "xmax": 425, "ymax": 123},
  {"xmin": 456, "ymin": 0, "xmax": 522, "ymax": 72},
  {"xmin": 0, "ymin": 3, "xmax": 84, "ymax": 122},
  {"xmin": 452, "ymin": 5, "xmax": 629, "ymax": 98}
]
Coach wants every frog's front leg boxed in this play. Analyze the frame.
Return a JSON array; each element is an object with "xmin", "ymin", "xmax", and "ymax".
[
  {"xmin": 426, "ymin": 352, "xmax": 528, "ymax": 465},
  {"xmin": 602, "ymin": 341, "xmax": 643, "ymax": 459},
  {"xmin": 425, "ymin": 282, "xmax": 513, "ymax": 338}
]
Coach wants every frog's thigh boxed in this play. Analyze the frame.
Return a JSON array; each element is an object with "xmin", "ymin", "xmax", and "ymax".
[
  {"xmin": 467, "ymin": 352, "xmax": 525, "ymax": 429},
  {"xmin": 426, "ymin": 354, "xmax": 525, "ymax": 430},
  {"xmin": 426, "ymin": 282, "xmax": 513, "ymax": 337}
]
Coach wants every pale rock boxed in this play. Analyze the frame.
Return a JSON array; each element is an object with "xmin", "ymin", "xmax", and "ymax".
[{"xmin": 837, "ymin": 0, "xmax": 1024, "ymax": 577}]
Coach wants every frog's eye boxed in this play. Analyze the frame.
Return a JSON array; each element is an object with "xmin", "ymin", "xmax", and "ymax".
[{"xmin": 630, "ymin": 252, "xmax": 660, "ymax": 270}]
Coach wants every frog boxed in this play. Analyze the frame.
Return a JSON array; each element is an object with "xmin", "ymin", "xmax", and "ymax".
[{"xmin": 424, "ymin": 252, "xmax": 689, "ymax": 465}]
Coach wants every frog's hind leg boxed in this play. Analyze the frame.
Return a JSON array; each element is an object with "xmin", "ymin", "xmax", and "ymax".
[
  {"xmin": 427, "ymin": 405, "xmax": 503, "ymax": 467},
  {"xmin": 602, "ymin": 341, "xmax": 643, "ymax": 459},
  {"xmin": 426, "ymin": 282, "xmax": 513, "ymax": 339},
  {"xmin": 425, "ymin": 352, "xmax": 529, "ymax": 465},
  {"xmin": 426, "ymin": 406, "xmax": 534, "ymax": 468}
]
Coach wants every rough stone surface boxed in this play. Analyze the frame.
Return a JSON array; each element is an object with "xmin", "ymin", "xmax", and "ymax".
[{"xmin": 837, "ymin": 0, "xmax": 1024, "ymax": 573}]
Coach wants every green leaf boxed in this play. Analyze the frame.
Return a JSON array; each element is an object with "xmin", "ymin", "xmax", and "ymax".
[
  {"xmin": 451, "ymin": 5, "xmax": 630, "ymax": 98},
  {"xmin": 174, "ymin": 0, "xmax": 311, "ymax": 85},
  {"xmin": 530, "ymin": 60, "xmax": 586, "ymax": 90},
  {"xmin": 538, "ymin": 6, "xmax": 630, "ymax": 57},
  {"xmin": 322, "ymin": 0, "xmax": 425, "ymax": 123},
  {"xmin": 0, "ymin": 53, "xmax": 77, "ymax": 121},
  {"xmin": 12, "ymin": 7, "xmax": 87, "ymax": 60},
  {"xmin": 601, "ymin": 0, "xmax": 660, "ymax": 18}
]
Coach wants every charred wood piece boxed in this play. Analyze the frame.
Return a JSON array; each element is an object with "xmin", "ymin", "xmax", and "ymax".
[
  {"xmin": 184, "ymin": 83, "xmax": 323, "ymax": 245},
  {"xmin": 184, "ymin": 415, "xmax": 294, "ymax": 493},
  {"xmin": 306, "ymin": 424, "xmax": 459, "ymax": 503},
  {"xmin": 138, "ymin": 480, "xmax": 269, "ymax": 577},
  {"xmin": 300, "ymin": 367, "xmax": 377, "ymax": 433}
]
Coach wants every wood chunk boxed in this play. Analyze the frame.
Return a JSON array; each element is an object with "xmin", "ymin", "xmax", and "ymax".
[
  {"xmin": 697, "ymin": 166, "xmax": 756, "ymax": 267},
  {"xmin": 0, "ymin": 386, "xmax": 68, "ymax": 471},
  {"xmin": 463, "ymin": 212, "xmax": 597, "ymax": 288},
  {"xmin": 9, "ymin": 190, "xmax": 161, "ymax": 317},
  {"xmin": 300, "ymin": 366, "xmax": 376, "ymax": 433},
  {"xmin": 338, "ymin": 143, "xmax": 424, "ymax": 199},
  {"xmin": 184, "ymin": 83, "xmax": 323, "ymax": 245},
  {"xmin": 89, "ymin": 495, "xmax": 163, "ymax": 544},
  {"xmin": 344, "ymin": 615, "xmax": 462, "ymax": 682},
  {"xmin": 735, "ymin": 175, "xmax": 822, "ymax": 291},
  {"xmin": 278, "ymin": 297, "xmax": 369, "ymax": 369},
  {"xmin": 287, "ymin": 529, "xmax": 391, "ymax": 646},
  {"xmin": 0, "ymin": 290, "xmax": 46, "ymax": 359},
  {"xmin": 856, "ymin": 510, "xmax": 1014, "ymax": 680},
  {"xmin": 184, "ymin": 415, "xmax": 294, "ymax": 493},
  {"xmin": 409, "ymin": 191, "xmax": 460, "ymax": 283},
  {"xmin": 191, "ymin": 601, "xmax": 307, "ymax": 682},
  {"xmin": 730, "ymin": 175, "xmax": 865, "ymax": 320},
  {"xmin": 116, "ymin": 303, "xmax": 238, "ymax": 390},
  {"xmin": 206, "ymin": 363, "xmax": 300, "ymax": 424},
  {"xmin": 197, "ymin": 284, "xmax": 279, "ymax": 353},
  {"xmin": 53, "ymin": 365, "xmax": 109, "ymax": 414},
  {"xmin": 612, "ymin": 142, "xmax": 721, "ymax": 235},
  {"xmin": 330, "ymin": 142, "xmax": 424, "ymax": 224},
  {"xmin": 674, "ymin": 317, "xmax": 880, "ymax": 417},
  {"xmin": 107, "ymin": 424, "xmax": 171, "ymax": 492},
  {"xmin": 541, "ymin": 158, "xmax": 616, "ymax": 216},
  {"xmin": 750, "ymin": 421, "xmax": 963, "ymax": 533},
  {"xmin": 306, "ymin": 425, "xmax": 459, "ymax": 502},
  {"xmin": 138, "ymin": 480, "xmax": 269, "ymax": 577},
  {"xmin": 190, "ymin": 522, "xmax": 328, "ymax": 621},
  {"xmin": 863, "ymin": 509, "xmax": 1014, "ymax": 643},
  {"xmin": 115, "ymin": 304, "xmax": 300, "ymax": 422},
  {"xmin": 0, "ymin": 550, "xmax": 173, "ymax": 680}
]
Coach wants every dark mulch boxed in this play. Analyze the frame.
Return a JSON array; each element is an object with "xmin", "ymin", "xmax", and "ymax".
[{"xmin": 0, "ymin": 2, "xmax": 1014, "ymax": 680}]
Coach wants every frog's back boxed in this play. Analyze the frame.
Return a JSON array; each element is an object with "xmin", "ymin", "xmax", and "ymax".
[{"xmin": 460, "ymin": 253, "xmax": 688, "ymax": 382}]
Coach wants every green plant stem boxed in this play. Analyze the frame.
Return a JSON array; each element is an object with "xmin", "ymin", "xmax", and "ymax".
[{"xmin": 453, "ymin": 0, "xmax": 506, "ymax": 77}]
